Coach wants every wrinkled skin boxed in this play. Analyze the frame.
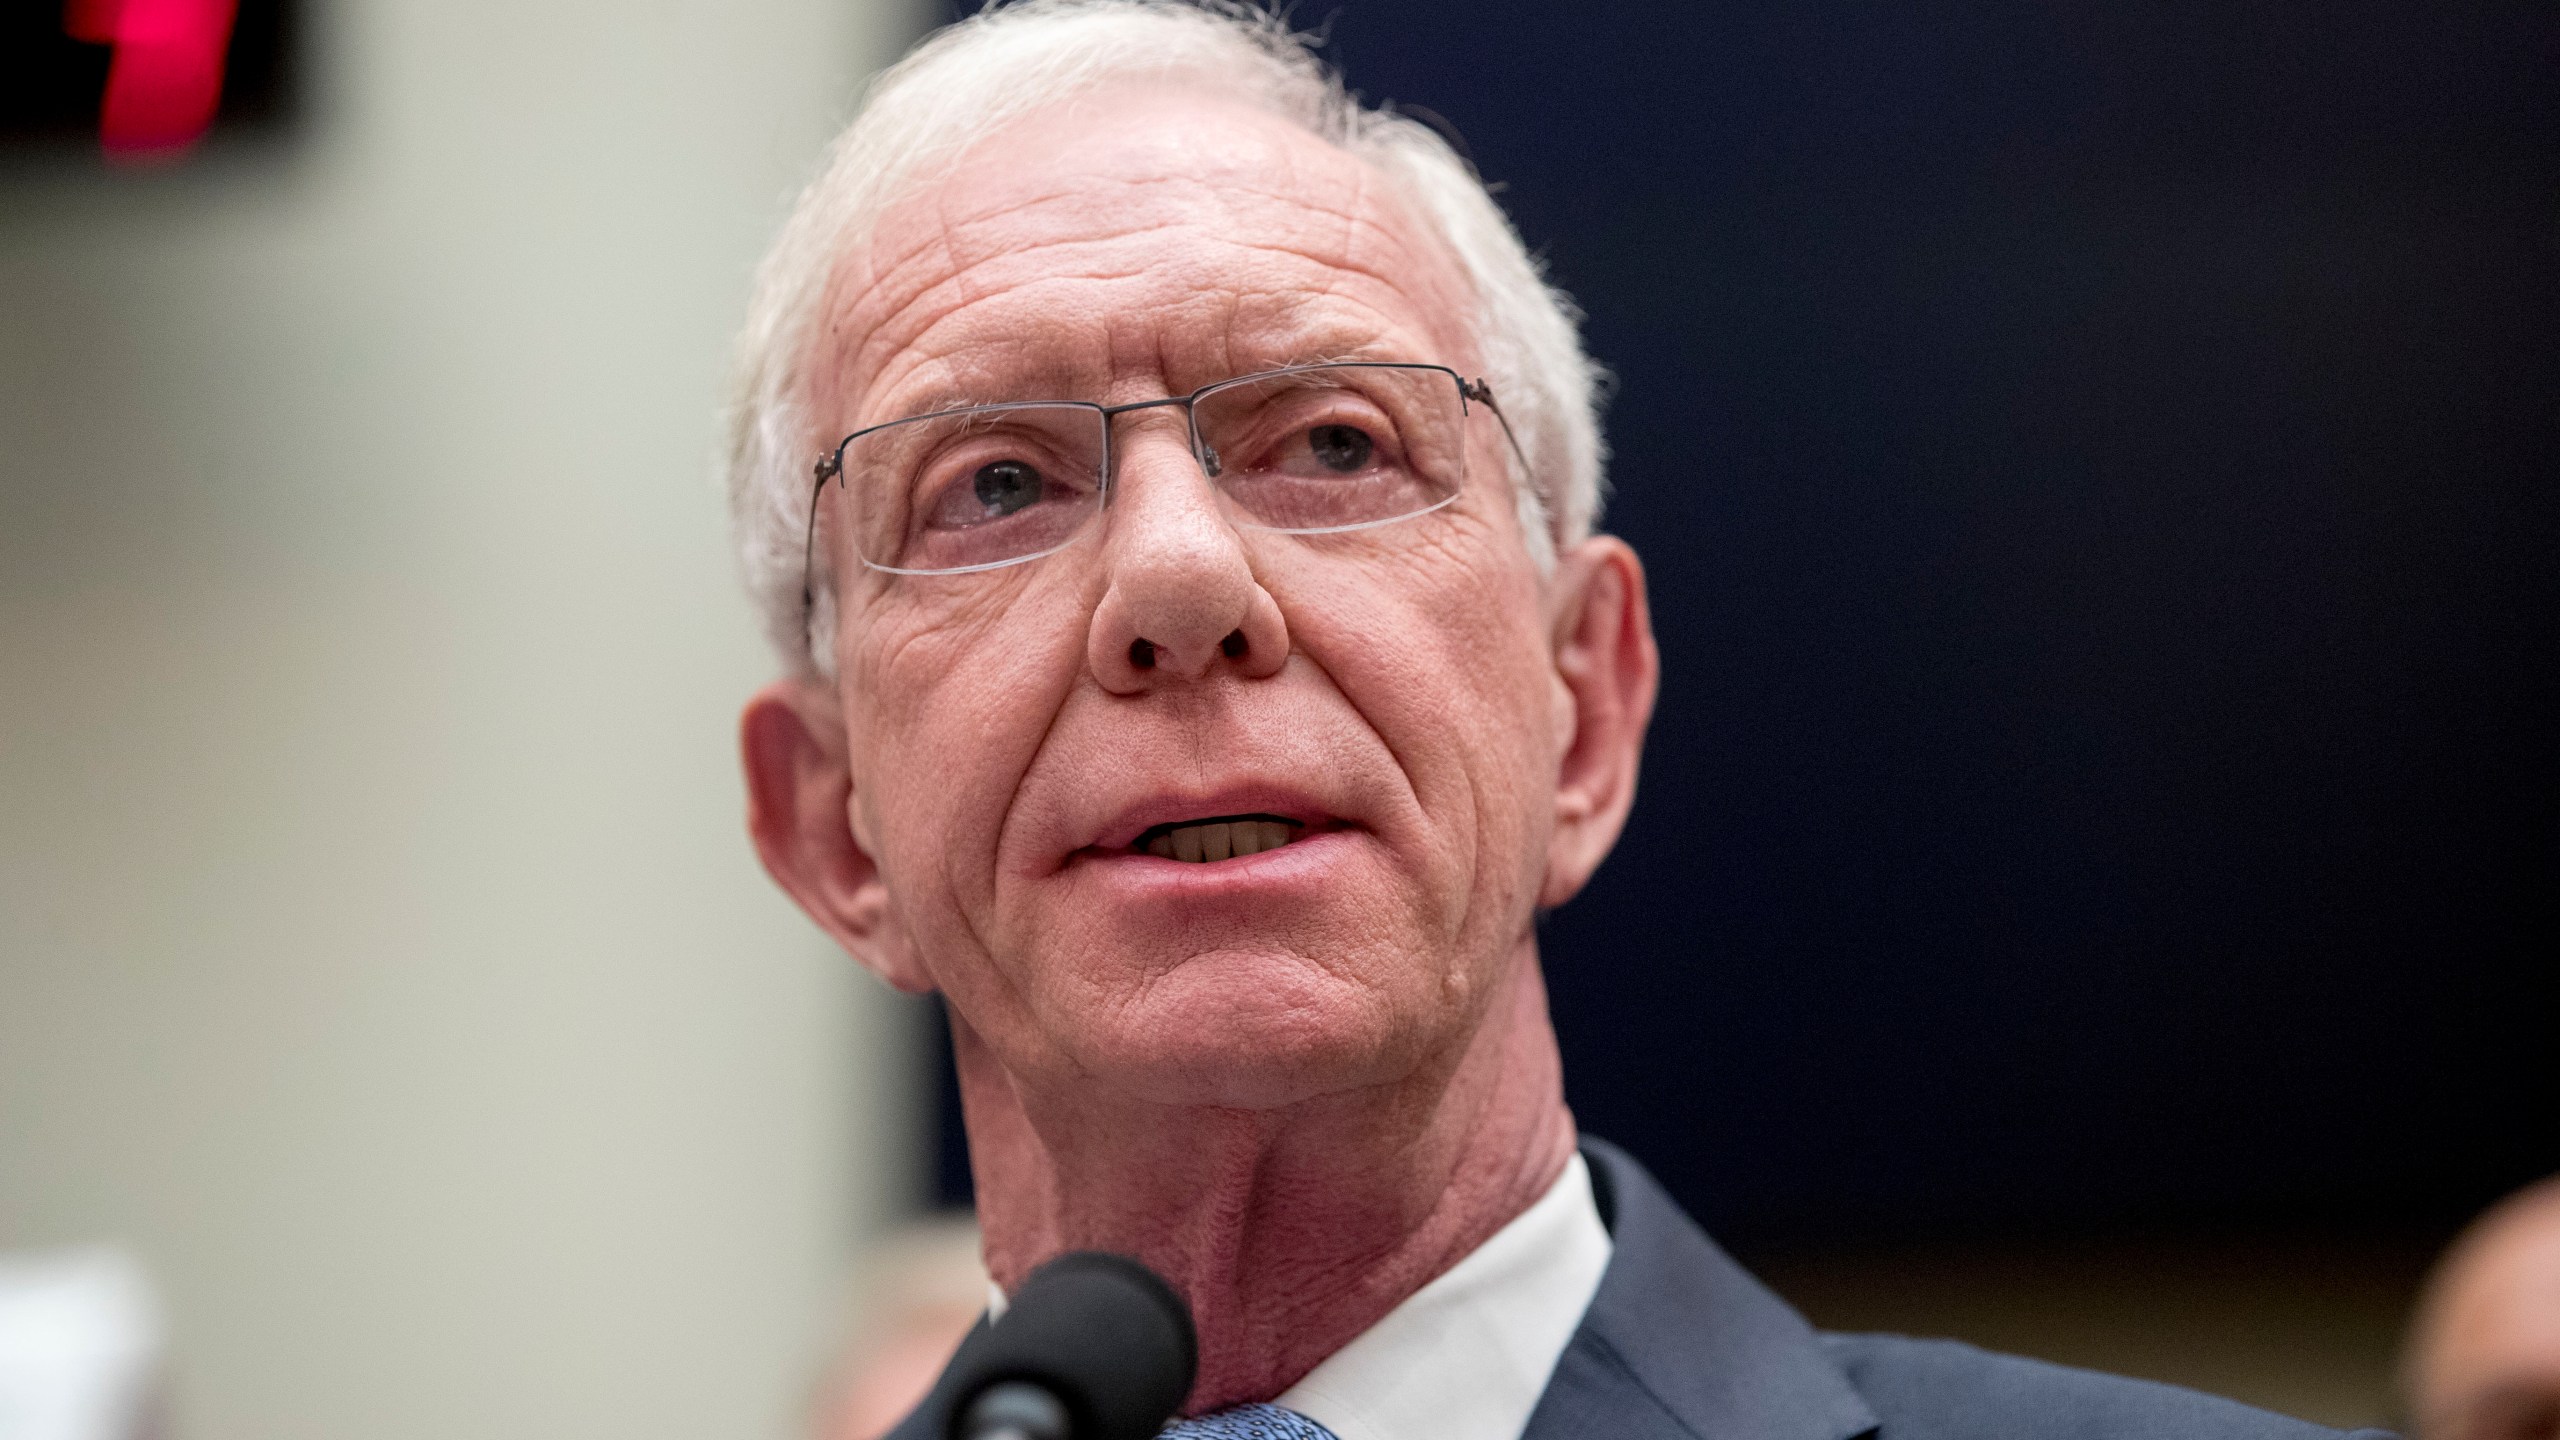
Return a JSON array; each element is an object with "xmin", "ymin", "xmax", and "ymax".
[{"xmin": 742, "ymin": 88, "xmax": 1658, "ymax": 1412}]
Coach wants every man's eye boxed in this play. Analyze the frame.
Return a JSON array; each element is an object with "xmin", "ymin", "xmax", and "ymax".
[
  {"xmin": 971, "ymin": 459, "xmax": 1043, "ymax": 517},
  {"xmin": 916, "ymin": 455, "xmax": 1069, "ymax": 533},
  {"xmin": 1305, "ymin": 423, "xmax": 1376, "ymax": 474}
]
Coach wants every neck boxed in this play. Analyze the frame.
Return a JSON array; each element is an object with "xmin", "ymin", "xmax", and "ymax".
[{"xmin": 953, "ymin": 938, "xmax": 1577, "ymax": 1413}]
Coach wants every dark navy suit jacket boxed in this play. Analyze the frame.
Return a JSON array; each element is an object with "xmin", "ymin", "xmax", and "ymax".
[
  {"xmin": 894, "ymin": 1137, "xmax": 2397, "ymax": 1439},
  {"xmin": 1532, "ymin": 1138, "xmax": 2394, "ymax": 1440}
]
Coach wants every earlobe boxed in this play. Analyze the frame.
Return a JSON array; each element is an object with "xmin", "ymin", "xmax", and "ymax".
[
  {"xmin": 1540, "ymin": 538, "xmax": 1661, "ymax": 909},
  {"xmin": 739, "ymin": 679, "xmax": 933, "ymax": 993}
]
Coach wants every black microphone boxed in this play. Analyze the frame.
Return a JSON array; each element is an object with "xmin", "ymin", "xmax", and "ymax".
[{"xmin": 938, "ymin": 1251, "xmax": 1197, "ymax": 1440}]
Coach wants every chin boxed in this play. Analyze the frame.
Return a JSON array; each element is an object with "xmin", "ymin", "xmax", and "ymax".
[{"xmin": 1079, "ymin": 946, "xmax": 1425, "ymax": 1110}]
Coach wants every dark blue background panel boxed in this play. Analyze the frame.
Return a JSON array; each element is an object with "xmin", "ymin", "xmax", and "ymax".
[{"xmin": 934, "ymin": 0, "xmax": 2559, "ymax": 1244}]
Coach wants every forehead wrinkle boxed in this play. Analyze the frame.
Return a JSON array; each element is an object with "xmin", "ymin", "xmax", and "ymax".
[
  {"xmin": 808, "ymin": 208, "xmax": 967, "ymax": 449},
  {"xmin": 933, "ymin": 170, "xmax": 1390, "ymax": 261},
  {"xmin": 855, "ymin": 110, "xmax": 1408, "ymax": 296},
  {"xmin": 920, "ymin": 174, "xmax": 1437, "ymax": 317},
  {"xmin": 874, "ymin": 199, "xmax": 1414, "ymax": 342},
  {"xmin": 845, "ymin": 231, "xmax": 1444, "ymax": 425},
  {"xmin": 874, "ymin": 288, "xmax": 1434, "ymax": 425},
  {"xmin": 815, "ymin": 107, "xmax": 1480, "ymax": 441},
  {"xmin": 848, "ymin": 274, "xmax": 1117, "ymax": 420},
  {"xmin": 833, "ymin": 227, "xmax": 1223, "ymax": 426},
  {"xmin": 877, "ymin": 222, "xmax": 1442, "ymax": 364}
]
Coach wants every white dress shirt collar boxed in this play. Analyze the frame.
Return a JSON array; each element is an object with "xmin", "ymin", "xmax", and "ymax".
[{"xmin": 1275, "ymin": 1152, "xmax": 1612, "ymax": 1440}]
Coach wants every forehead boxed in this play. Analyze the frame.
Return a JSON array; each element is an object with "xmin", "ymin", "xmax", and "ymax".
[{"xmin": 810, "ymin": 89, "xmax": 1479, "ymax": 422}]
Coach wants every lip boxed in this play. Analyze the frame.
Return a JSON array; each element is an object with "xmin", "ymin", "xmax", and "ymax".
[
  {"xmin": 1081, "ymin": 784, "xmax": 1346, "ymax": 854},
  {"xmin": 1075, "ymin": 826, "xmax": 1364, "ymax": 898}
]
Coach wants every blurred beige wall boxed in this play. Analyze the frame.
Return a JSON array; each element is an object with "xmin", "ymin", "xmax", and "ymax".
[{"xmin": 0, "ymin": 1, "xmax": 930, "ymax": 1437}]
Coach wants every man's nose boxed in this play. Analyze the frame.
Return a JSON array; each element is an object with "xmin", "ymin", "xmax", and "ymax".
[{"xmin": 1085, "ymin": 430, "xmax": 1289, "ymax": 693}]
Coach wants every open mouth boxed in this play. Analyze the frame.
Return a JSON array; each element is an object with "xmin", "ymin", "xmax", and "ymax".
[{"xmin": 1131, "ymin": 813, "xmax": 1308, "ymax": 863}]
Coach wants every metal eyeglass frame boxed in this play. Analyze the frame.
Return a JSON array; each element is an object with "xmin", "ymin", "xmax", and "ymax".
[{"xmin": 797, "ymin": 360, "xmax": 1530, "ymax": 647}]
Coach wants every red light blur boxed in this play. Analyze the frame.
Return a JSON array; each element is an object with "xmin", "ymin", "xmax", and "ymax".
[{"xmin": 61, "ymin": 0, "xmax": 241, "ymax": 163}]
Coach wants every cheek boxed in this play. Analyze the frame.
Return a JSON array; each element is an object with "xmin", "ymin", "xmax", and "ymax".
[
  {"xmin": 843, "ymin": 583, "xmax": 1089, "ymax": 950},
  {"xmin": 1277, "ymin": 536, "xmax": 1558, "ymax": 914}
]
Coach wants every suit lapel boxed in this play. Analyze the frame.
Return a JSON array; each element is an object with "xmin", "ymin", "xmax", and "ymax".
[{"xmin": 1521, "ymin": 1140, "xmax": 1880, "ymax": 1440}]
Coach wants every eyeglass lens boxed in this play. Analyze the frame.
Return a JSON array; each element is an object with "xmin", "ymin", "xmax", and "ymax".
[{"xmin": 831, "ymin": 363, "xmax": 1468, "ymax": 575}]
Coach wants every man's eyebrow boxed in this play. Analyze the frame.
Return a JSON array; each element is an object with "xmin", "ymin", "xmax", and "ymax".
[
  {"xmin": 853, "ymin": 375, "xmax": 1080, "ymax": 427},
  {"xmin": 1229, "ymin": 337, "xmax": 1413, "ymax": 372},
  {"xmin": 849, "ymin": 336, "xmax": 1431, "ymax": 424},
  {"xmin": 897, "ymin": 390, "xmax": 1001, "ymax": 417},
  {"xmin": 835, "ymin": 339, "xmax": 1071, "ymax": 415}
]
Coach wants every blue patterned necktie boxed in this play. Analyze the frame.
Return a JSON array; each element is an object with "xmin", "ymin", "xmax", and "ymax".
[{"xmin": 1159, "ymin": 1402, "xmax": 1341, "ymax": 1439}]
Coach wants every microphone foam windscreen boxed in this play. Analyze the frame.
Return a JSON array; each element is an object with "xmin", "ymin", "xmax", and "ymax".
[{"xmin": 943, "ymin": 1251, "xmax": 1197, "ymax": 1440}]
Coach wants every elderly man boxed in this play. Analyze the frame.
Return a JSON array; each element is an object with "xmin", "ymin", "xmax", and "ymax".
[{"xmin": 729, "ymin": 4, "xmax": 2389, "ymax": 1437}]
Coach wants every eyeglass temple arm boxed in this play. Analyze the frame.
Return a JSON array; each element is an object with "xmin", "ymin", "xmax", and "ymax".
[
  {"xmin": 799, "ymin": 453, "xmax": 840, "ymax": 654},
  {"xmin": 1463, "ymin": 379, "xmax": 1537, "ymax": 485}
]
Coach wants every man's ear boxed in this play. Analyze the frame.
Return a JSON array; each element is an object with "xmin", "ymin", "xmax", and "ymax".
[
  {"xmin": 740, "ymin": 679, "xmax": 933, "ymax": 993},
  {"xmin": 1541, "ymin": 536, "xmax": 1660, "ymax": 908}
]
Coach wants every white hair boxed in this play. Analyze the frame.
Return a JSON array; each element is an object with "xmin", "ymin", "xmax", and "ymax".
[{"xmin": 726, "ymin": 0, "xmax": 1610, "ymax": 675}]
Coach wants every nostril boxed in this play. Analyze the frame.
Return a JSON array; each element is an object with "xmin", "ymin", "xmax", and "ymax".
[
  {"xmin": 1220, "ymin": 630, "xmax": 1248, "ymax": 659},
  {"xmin": 1129, "ymin": 639, "xmax": 1157, "ymax": 670}
]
